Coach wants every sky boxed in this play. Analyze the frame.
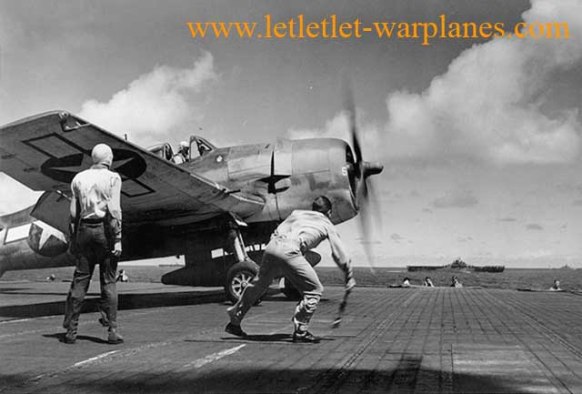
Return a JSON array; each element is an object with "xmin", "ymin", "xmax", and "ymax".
[{"xmin": 1, "ymin": 0, "xmax": 581, "ymax": 268}]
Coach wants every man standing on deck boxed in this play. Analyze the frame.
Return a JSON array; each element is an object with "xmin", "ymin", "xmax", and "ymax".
[
  {"xmin": 225, "ymin": 196, "xmax": 356, "ymax": 343},
  {"xmin": 63, "ymin": 143, "xmax": 124, "ymax": 345}
]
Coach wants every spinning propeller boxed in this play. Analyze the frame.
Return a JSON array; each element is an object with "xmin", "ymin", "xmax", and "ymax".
[
  {"xmin": 344, "ymin": 84, "xmax": 384, "ymax": 273},
  {"xmin": 331, "ymin": 85, "xmax": 384, "ymax": 329}
]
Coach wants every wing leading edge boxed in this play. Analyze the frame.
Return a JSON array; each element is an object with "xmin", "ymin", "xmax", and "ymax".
[{"xmin": 0, "ymin": 111, "xmax": 264, "ymax": 228}]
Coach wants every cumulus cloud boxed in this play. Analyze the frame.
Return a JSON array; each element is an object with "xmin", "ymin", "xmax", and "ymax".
[
  {"xmin": 0, "ymin": 53, "xmax": 217, "ymax": 216},
  {"xmin": 431, "ymin": 190, "xmax": 478, "ymax": 208},
  {"xmin": 384, "ymin": 0, "xmax": 582, "ymax": 165},
  {"xmin": 287, "ymin": 111, "xmax": 381, "ymax": 160},
  {"xmin": 79, "ymin": 52, "xmax": 217, "ymax": 146},
  {"xmin": 285, "ymin": 1, "xmax": 582, "ymax": 166},
  {"xmin": 499, "ymin": 217, "xmax": 518, "ymax": 222},
  {"xmin": 526, "ymin": 223, "xmax": 544, "ymax": 230},
  {"xmin": 288, "ymin": 111, "xmax": 351, "ymax": 141},
  {"xmin": 573, "ymin": 200, "xmax": 582, "ymax": 206}
]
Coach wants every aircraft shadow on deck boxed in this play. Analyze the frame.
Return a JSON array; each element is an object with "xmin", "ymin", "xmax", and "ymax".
[
  {"xmin": 0, "ymin": 288, "xmax": 296, "ymax": 319},
  {"xmin": 0, "ymin": 291, "xmax": 229, "ymax": 319},
  {"xmin": 0, "ymin": 363, "xmax": 528, "ymax": 393}
]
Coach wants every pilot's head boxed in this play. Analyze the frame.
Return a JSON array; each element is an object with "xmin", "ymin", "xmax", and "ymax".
[
  {"xmin": 312, "ymin": 196, "xmax": 332, "ymax": 217},
  {"xmin": 179, "ymin": 141, "xmax": 189, "ymax": 154},
  {"xmin": 91, "ymin": 144, "xmax": 113, "ymax": 167}
]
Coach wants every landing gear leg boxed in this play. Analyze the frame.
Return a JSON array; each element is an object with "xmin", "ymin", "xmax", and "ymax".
[{"xmin": 224, "ymin": 224, "xmax": 260, "ymax": 304}]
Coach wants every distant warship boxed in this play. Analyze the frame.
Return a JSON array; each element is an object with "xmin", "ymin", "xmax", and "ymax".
[{"xmin": 407, "ymin": 258, "xmax": 505, "ymax": 273}]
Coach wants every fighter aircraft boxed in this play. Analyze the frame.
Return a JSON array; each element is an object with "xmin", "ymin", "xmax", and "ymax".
[{"xmin": 0, "ymin": 108, "xmax": 382, "ymax": 302}]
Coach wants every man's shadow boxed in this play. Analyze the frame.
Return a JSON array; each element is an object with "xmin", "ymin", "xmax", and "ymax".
[
  {"xmin": 224, "ymin": 333, "xmax": 291, "ymax": 342},
  {"xmin": 218, "ymin": 333, "xmax": 333, "ymax": 344},
  {"xmin": 43, "ymin": 333, "xmax": 109, "ymax": 344}
]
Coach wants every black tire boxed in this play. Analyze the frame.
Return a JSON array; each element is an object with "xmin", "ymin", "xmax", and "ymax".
[
  {"xmin": 280, "ymin": 277, "xmax": 301, "ymax": 300},
  {"xmin": 225, "ymin": 259, "xmax": 259, "ymax": 304}
]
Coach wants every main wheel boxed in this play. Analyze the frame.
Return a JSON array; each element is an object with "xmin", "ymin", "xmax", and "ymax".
[{"xmin": 225, "ymin": 259, "xmax": 259, "ymax": 304}]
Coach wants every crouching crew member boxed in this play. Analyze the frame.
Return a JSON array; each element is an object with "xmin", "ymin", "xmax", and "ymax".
[
  {"xmin": 63, "ymin": 143, "xmax": 124, "ymax": 345},
  {"xmin": 226, "ymin": 196, "xmax": 356, "ymax": 343}
]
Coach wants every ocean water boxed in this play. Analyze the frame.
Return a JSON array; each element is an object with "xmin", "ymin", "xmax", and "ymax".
[
  {"xmin": 2, "ymin": 265, "xmax": 582, "ymax": 291},
  {"xmin": 317, "ymin": 267, "xmax": 582, "ymax": 291}
]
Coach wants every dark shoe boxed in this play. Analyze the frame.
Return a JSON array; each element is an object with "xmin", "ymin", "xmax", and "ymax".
[
  {"xmin": 64, "ymin": 331, "xmax": 77, "ymax": 344},
  {"xmin": 108, "ymin": 329, "xmax": 124, "ymax": 345},
  {"xmin": 292, "ymin": 331, "xmax": 320, "ymax": 343},
  {"xmin": 97, "ymin": 305, "xmax": 109, "ymax": 327},
  {"xmin": 225, "ymin": 322, "xmax": 247, "ymax": 337}
]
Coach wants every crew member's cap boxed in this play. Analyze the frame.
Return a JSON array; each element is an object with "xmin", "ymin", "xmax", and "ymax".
[
  {"xmin": 91, "ymin": 143, "xmax": 114, "ymax": 167},
  {"xmin": 179, "ymin": 141, "xmax": 189, "ymax": 149}
]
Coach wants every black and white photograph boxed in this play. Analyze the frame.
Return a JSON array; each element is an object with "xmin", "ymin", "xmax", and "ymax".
[{"xmin": 1, "ymin": 1, "xmax": 581, "ymax": 392}]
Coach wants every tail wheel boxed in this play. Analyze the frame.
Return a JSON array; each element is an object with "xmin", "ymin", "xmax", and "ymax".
[{"xmin": 225, "ymin": 259, "xmax": 259, "ymax": 304}]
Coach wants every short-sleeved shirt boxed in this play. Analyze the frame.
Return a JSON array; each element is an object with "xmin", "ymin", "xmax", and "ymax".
[{"xmin": 71, "ymin": 165, "xmax": 122, "ymax": 220}]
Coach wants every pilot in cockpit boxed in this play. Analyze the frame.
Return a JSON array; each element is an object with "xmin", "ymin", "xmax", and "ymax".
[{"xmin": 173, "ymin": 141, "xmax": 189, "ymax": 164}]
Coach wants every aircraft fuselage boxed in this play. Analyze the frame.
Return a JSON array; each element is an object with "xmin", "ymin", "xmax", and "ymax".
[
  {"xmin": 0, "ymin": 136, "xmax": 370, "ymax": 290},
  {"xmin": 0, "ymin": 206, "xmax": 75, "ymax": 276}
]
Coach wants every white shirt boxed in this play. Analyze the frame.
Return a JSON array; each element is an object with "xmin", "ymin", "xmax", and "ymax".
[
  {"xmin": 71, "ymin": 164, "xmax": 122, "ymax": 221},
  {"xmin": 273, "ymin": 210, "xmax": 351, "ymax": 268}
]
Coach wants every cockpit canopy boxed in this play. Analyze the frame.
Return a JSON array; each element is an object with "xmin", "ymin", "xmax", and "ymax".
[
  {"xmin": 147, "ymin": 136, "xmax": 216, "ymax": 164},
  {"xmin": 148, "ymin": 143, "xmax": 174, "ymax": 161},
  {"xmin": 191, "ymin": 136, "xmax": 215, "ymax": 158}
]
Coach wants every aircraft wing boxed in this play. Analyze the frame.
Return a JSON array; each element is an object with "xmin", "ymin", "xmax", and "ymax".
[{"xmin": 0, "ymin": 111, "xmax": 264, "ymax": 229}]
